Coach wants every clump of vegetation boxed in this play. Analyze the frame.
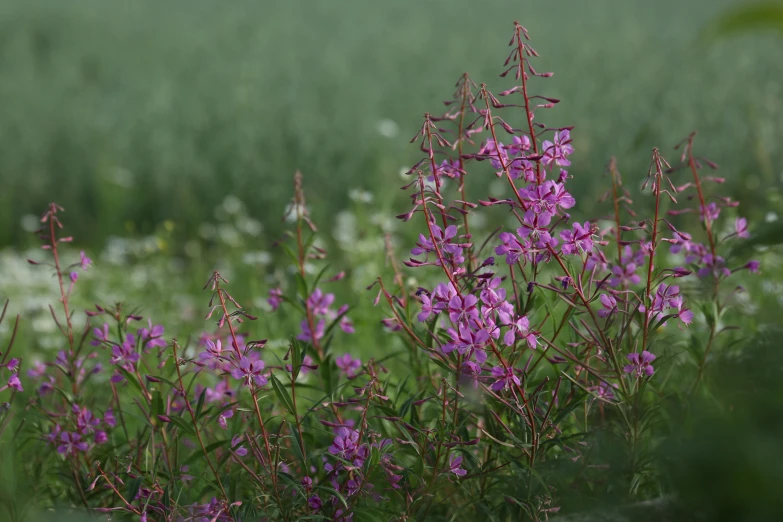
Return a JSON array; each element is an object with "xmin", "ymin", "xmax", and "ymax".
[{"xmin": 0, "ymin": 18, "xmax": 772, "ymax": 522}]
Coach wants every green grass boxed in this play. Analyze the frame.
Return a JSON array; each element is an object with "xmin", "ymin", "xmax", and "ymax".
[{"xmin": 0, "ymin": 0, "xmax": 781, "ymax": 250}]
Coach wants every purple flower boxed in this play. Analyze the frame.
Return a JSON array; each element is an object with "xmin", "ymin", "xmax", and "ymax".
[
  {"xmin": 518, "ymin": 210, "xmax": 553, "ymax": 244},
  {"xmin": 700, "ymin": 202, "xmax": 720, "ymax": 222},
  {"xmin": 597, "ymin": 294, "xmax": 617, "ymax": 318},
  {"xmin": 671, "ymin": 296, "xmax": 694, "ymax": 325},
  {"xmin": 335, "ymin": 353, "xmax": 362, "ymax": 378},
  {"xmin": 199, "ymin": 339, "xmax": 224, "ymax": 363},
  {"xmin": 218, "ymin": 409, "xmax": 233, "ymax": 430},
  {"xmin": 111, "ymin": 339, "xmax": 140, "ymax": 372},
  {"xmin": 652, "ymin": 284, "xmax": 680, "ymax": 312},
  {"xmin": 57, "ymin": 432, "xmax": 89, "ymax": 455},
  {"xmin": 734, "ymin": 217, "xmax": 749, "ymax": 239},
  {"xmin": 297, "ymin": 319, "xmax": 325, "ymax": 343},
  {"xmin": 589, "ymin": 381, "xmax": 619, "ymax": 401},
  {"xmin": 744, "ymin": 260, "xmax": 760, "ymax": 273},
  {"xmin": 443, "ymin": 324, "xmax": 490, "ymax": 363},
  {"xmin": 560, "ymin": 221, "xmax": 593, "ymax": 255},
  {"xmin": 490, "ymin": 366, "xmax": 520, "ymax": 392},
  {"xmin": 80, "ymin": 251, "xmax": 92, "ymax": 270},
  {"xmin": 461, "ymin": 361, "xmax": 482, "ymax": 388},
  {"xmin": 623, "ymin": 351, "xmax": 656, "ymax": 378},
  {"xmin": 307, "ymin": 288, "xmax": 335, "ymax": 316},
  {"xmin": 91, "ymin": 323, "xmax": 110, "ymax": 346},
  {"xmin": 447, "ymin": 294, "xmax": 479, "ymax": 324},
  {"xmin": 448, "ymin": 454, "xmax": 467, "ymax": 477},
  {"xmin": 495, "ymin": 231, "xmax": 530, "ymax": 265},
  {"xmin": 69, "ymin": 271, "xmax": 79, "ymax": 283},
  {"xmin": 138, "ymin": 320, "xmax": 166, "ymax": 349},
  {"xmin": 541, "ymin": 129, "xmax": 573, "ymax": 168},
  {"xmin": 479, "ymin": 278, "xmax": 507, "ymax": 310},
  {"xmin": 7, "ymin": 373, "xmax": 22, "ymax": 392},
  {"xmin": 231, "ymin": 357, "xmax": 267, "ymax": 387},
  {"xmin": 104, "ymin": 408, "xmax": 116, "ymax": 428},
  {"xmin": 609, "ymin": 263, "xmax": 641, "ymax": 288},
  {"xmin": 499, "ymin": 313, "xmax": 537, "ymax": 349},
  {"xmin": 697, "ymin": 254, "xmax": 731, "ymax": 279},
  {"xmin": 268, "ymin": 288, "xmax": 284, "ymax": 311},
  {"xmin": 307, "ymin": 494, "xmax": 322, "ymax": 511},
  {"xmin": 328, "ymin": 428, "xmax": 365, "ymax": 465}
]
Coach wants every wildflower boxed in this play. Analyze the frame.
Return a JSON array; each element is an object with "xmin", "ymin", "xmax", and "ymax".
[
  {"xmin": 111, "ymin": 338, "xmax": 140, "ymax": 373},
  {"xmin": 447, "ymin": 454, "xmax": 467, "ymax": 477},
  {"xmin": 231, "ymin": 357, "xmax": 267, "ymax": 387},
  {"xmin": 560, "ymin": 221, "xmax": 593, "ymax": 255},
  {"xmin": 499, "ymin": 312, "xmax": 537, "ymax": 349},
  {"xmin": 57, "ymin": 432, "xmax": 89, "ymax": 456},
  {"xmin": 138, "ymin": 320, "xmax": 166, "ymax": 349},
  {"xmin": 495, "ymin": 231, "xmax": 530, "ymax": 265},
  {"xmin": 91, "ymin": 323, "xmax": 110, "ymax": 346},
  {"xmin": 7, "ymin": 373, "xmax": 22, "ymax": 392},
  {"xmin": 518, "ymin": 210, "xmax": 553, "ymax": 244},
  {"xmin": 307, "ymin": 288, "xmax": 335, "ymax": 316},
  {"xmin": 69, "ymin": 271, "xmax": 78, "ymax": 283},
  {"xmin": 328, "ymin": 428, "xmax": 366, "ymax": 466},
  {"xmin": 700, "ymin": 202, "xmax": 720, "ymax": 222},
  {"xmin": 79, "ymin": 251, "xmax": 92, "ymax": 270},
  {"xmin": 734, "ymin": 217, "xmax": 749, "ymax": 238},
  {"xmin": 443, "ymin": 324, "xmax": 490, "ymax": 362},
  {"xmin": 297, "ymin": 319, "xmax": 325, "ymax": 342},
  {"xmin": 231, "ymin": 434, "xmax": 247, "ymax": 457},
  {"xmin": 671, "ymin": 296, "xmax": 694, "ymax": 325},
  {"xmin": 448, "ymin": 293, "xmax": 480, "ymax": 324},
  {"xmin": 218, "ymin": 409, "xmax": 233, "ymax": 430},
  {"xmin": 623, "ymin": 351, "xmax": 656, "ymax": 378},
  {"xmin": 589, "ymin": 381, "xmax": 618, "ymax": 401},
  {"xmin": 268, "ymin": 288, "xmax": 284, "ymax": 311},
  {"xmin": 609, "ymin": 263, "xmax": 641, "ymax": 288},
  {"xmin": 490, "ymin": 366, "xmax": 520, "ymax": 391},
  {"xmin": 335, "ymin": 353, "xmax": 362, "ymax": 378},
  {"xmin": 597, "ymin": 294, "xmax": 618, "ymax": 318},
  {"xmin": 461, "ymin": 361, "xmax": 482, "ymax": 388},
  {"xmin": 541, "ymin": 129, "xmax": 573, "ymax": 168},
  {"xmin": 307, "ymin": 494, "xmax": 322, "ymax": 511},
  {"xmin": 199, "ymin": 339, "xmax": 224, "ymax": 363},
  {"xmin": 744, "ymin": 260, "xmax": 761, "ymax": 273}
]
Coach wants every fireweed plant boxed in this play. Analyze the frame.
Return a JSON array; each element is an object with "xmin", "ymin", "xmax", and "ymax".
[{"xmin": 0, "ymin": 21, "xmax": 762, "ymax": 522}]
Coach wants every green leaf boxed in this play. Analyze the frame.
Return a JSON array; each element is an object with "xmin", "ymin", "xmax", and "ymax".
[
  {"xmin": 126, "ymin": 477, "xmax": 143, "ymax": 504},
  {"xmin": 270, "ymin": 373, "xmax": 296, "ymax": 415},
  {"xmin": 194, "ymin": 389, "xmax": 207, "ymax": 420}
]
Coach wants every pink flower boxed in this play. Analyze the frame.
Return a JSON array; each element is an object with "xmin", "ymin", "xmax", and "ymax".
[
  {"xmin": 7, "ymin": 373, "xmax": 22, "ymax": 392},
  {"xmin": 541, "ymin": 129, "xmax": 573, "ymax": 168},
  {"xmin": 268, "ymin": 288, "xmax": 284, "ymax": 311},
  {"xmin": 623, "ymin": 351, "xmax": 656, "ymax": 378},
  {"xmin": 231, "ymin": 357, "xmax": 267, "ymax": 387},
  {"xmin": 335, "ymin": 353, "xmax": 362, "ymax": 378},
  {"xmin": 490, "ymin": 366, "xmax": 520, "ymax": 392},
  {"xmin": 597, "ymin": 294, "xmax": 618, "ymax": 318},
  {"xmin": 448, "ymin": 454, "xmax": 467, "ymax": 477},
  {"xmin": 734, "ymin": 217, "xmax": 749, "ymax": 239}
]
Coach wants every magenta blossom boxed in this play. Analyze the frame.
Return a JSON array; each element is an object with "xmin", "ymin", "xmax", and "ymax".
[
  {"xmin": 490, "ymin": 366, "xmax": 520, "ymax": 392},
  {"xmin": 448, "ymin": 454, "xmax": 467, "ymax": 477},
  {"xmin": 541, "ymin": 129, "xmax": 573, "ymax": 168},
  {"xmin": 231, "ymin": 357, "xmax": 267, "ymax": 387},
  {"xmin": 597, "ymin": 294, "xmax": 618, "ymax": 318},
  {"xmin": 268, "ymin": 288, "xmax": 284, "ymax": 311},
  {"xmin": 624, "ymin": 351, "xmax": 656, "ymax": 378},
  {"xmin": 335, "ymin": 353, "xmax": 362, "ymax": 378}
]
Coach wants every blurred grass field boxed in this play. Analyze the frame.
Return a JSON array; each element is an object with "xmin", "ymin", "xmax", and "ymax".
[{"xmin": 0, "ymin": 0, "xmax": 781, "ymax": 250}]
